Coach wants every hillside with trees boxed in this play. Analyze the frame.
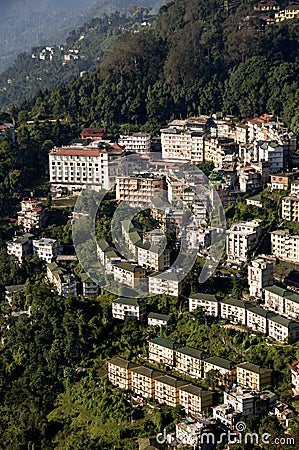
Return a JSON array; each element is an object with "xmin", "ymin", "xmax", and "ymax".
[{"xmin": 9, "ymin": 0, "xmax": 299, "ymax": 135}]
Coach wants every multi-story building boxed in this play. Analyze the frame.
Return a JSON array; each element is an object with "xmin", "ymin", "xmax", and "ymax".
[
  {"xmin": 46, "ymin": 262, "xmax": 77, "ymax": 297},
  {"xmin": 118, "ymin": 133, "xmax": 151, "ymax": 153},
  {"xmin": 271, "ymin": 229, "xmax": 299, "ymax": 262},
  {"xmin": 268, "ymin": 315, "xmax": 299, "ymax": 343},
  {"xmin": 290, "ymin": 360, "xmax": 299, "ymax": 396},
  {"xmin": 131, "ymin": 366, "xmax": 163, "ymax": 398},
  {"xmin": 275, "ymin": 5, "xmax": 299, "ymax": 21},
  {"xmin": 175, "ymin": 346, "xmax": 205, "ymax": 379},
  {"xmin": 147, "ymin": 312, "xmax": 172, "ymax": 326},
  {"xmin": 220, "ymin": 299, "xmax": 247, "ymax": 325},
  {"xmin": 108, "ymin": 357, "xmax": 140, "ymax": 390},
  {"xmin": 80, "ymin": 127, "xmax": 107, "ymax": 140},
  {"xmin": 291, "ymin": 180, "xmax": 299, "ymax": 196},
  {"xmin": 97, "ymin": 239, "xmax": 121, "ymax": 271},
  {"xmin": 284, "ymin": 292, "xmax": 299, "ymax": 322},
  {"xmin": 188, "ymin": 293, "xmax": 219, "ymax": 317},
  {"xmin": 112, "ymin": 297, "xmax": 146, "ymax": 321},
  {"xmin": 112, "ymin": 262, "xmax": 146, "ymax": 289},
  {"xmin": 226, "ymin": 220, "xmax": 263, "ymax": 264},
  {"xmin": 245, "ymin": 304, "xmax": 276, "ymax": 334},
  {"xmin": 148, "ymin": 337, "xmax": 183, "ymax": 366},
  {"xmin": 264, "ymin": 285, "xmax": 287, "ymax": 315},
  {"xmin": 49, "ymin": 143, "xmax": 124, "ymax": 194},
  {"xmin": 137, "ymin": 243, "xmax": 170, "ymax": 272},
  {"xmin": 161, "ymin": 128, "xmax": 205, "ymax": 163},
  {"xmin": 248, "ymin": 258, "xmax": 274, "ymax": 298},
  {"xmin": 81, "ymin": 273, "xmax": 99, "ymax": 298},
  {"xmin": 178, "ymin": 385, "xmax": 213, "ymax": 415},
  {"xmin": 154, "ymin": 375, "xmax": 188, "ymax": 407},
  {"xmin": 17, "ymin": 199, "xmax": 47, "ymax": 232},
  {"xmin": 116, "ymin": 173, "xmax": 166, "ymax": 207},
  {"xmin": 203, "ymin": 356, "xmax": 236, "ymax": 384},
  {"xmin": 5, "ymin": 284, "xmax": 25, "ymax": 306},
  {"xmin": 204, "ymin": 137, "xmax": 238, "ymax": 169},
  {"xmin": 257, "ymin": 141, "xmax": 284, "ymax": 173},
  {"xmin": 121, "ymin": 220, "xmax": 142, "ymax": 259},
  {"xmin": 281, "ymin": 195, "xmax": 299, "ymax": 222},
  {"xmin": 32, "ymin": 238, "xmax": 63, "ymax": 263},
  {"xmin": 270, "ymin": 173, "xmax": 295, "ymax": 191},
  {"xmin": 148, "ymin": 271, "xmax": 183, "ymax": 297},
  {"xmin": 238, "ymin": 166, "xmax": 261, "ymax": 194},
  {"xmin": 6, "ymin": 233, "xmax": 33, "ymax": 263},
  {"xmin": 236, "ymin": 362, "xmax": 272, "ymax": 391}
]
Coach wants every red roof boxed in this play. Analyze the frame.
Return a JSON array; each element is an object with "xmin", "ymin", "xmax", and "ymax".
[
  {"xmin": 290, "ymin": 360, "xmax": 299, "ymax": 373},
  {"xmin": 0, "ymin": 125, "xmax": 7, "ymax": 130},
  {"xmin": 49, "ymin": 148, "xmax": 105, "ymax": 156}
]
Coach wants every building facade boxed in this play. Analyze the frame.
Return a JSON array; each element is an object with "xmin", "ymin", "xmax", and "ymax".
[
  {"xmin": 248, "ymin": 258, "xmax": 274, "ymax": 298},
  {"xmin": 112, "ymin": 297, "xmax": 146, "ymax": 321}
]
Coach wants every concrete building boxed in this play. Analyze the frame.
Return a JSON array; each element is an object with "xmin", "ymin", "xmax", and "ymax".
[
  {"xmin": 112, "ymin": 262, "xmax": 146, "ymax": 289},
  {"xmin": 131, "ymin": 366, "xmax": 163, "ymax": 398},
  {"xmin": 178, "ymin": 385, "xmax": 213, "ymax": 415},
  {"xmin": 268, "ymin": 315, "xmax": 299, "ymax": 343},
  {"xmin": 245, "ymin": 304, "xmax": 276, "ymax": 334},
  {"xmin": 270, "ymin": 173, "xmax": 295, "ymax": 191},
  {"xmin": 275, "ymin": 5, "xmax": 299, "ymax": 21},
  {"xmin": 80, "ymin": 127, "xmax": 107, "ymax": 140},
  {"xmin": 281, "ymin": 195, "xmax": 299, "ymax": 222},
  {"xmin": 97, "ymin": 240, "xmax": 121, "ymax": 272},
  {"xmin": 6, "ymin": 233, "xmax": 33, "ymax": 263},
  {"xmin": 290, "ymin": 360, "xmax": 299, "ymax": 396},
  {"xmin": 46, "ymin": 262, "xmax": 77, "ymax": 297},
  {"xmin": 204, "ymin": 137, "xmax": 238, "ymax": 169},
  {"xmin": 189, "ymin": 293, "xmax": 219, "ymax": 317},
  {"xmin": 154, "ymin": 375, "xmax": 188, "ymax": 407},
  {"xmin": 148, "ymin": 337, "xmax": 183, "ymax": 366},
  {"xmin": 17, "ymin": 199, "xmax": 47, "ymax": 232},
  {"xmin": 161, "ymin": 128, "xmax": 205, "ymax": 162},
  {"xmin": 220, "ymin": 299, "xmax": 247, "ymax": 325},
  {"xmin": 264, "ymin": 285, "xmax": 299, "ymax": 321},
  {"xmin": 118, "ymin": 133, "xmax": 151, "ymax": 153},
  {"xmin": 108, "ymin": 357, "xmax": 140, "ymax": 390},
  {"xmin": 175, "ymin": 346, "xmax": 205, "ymax": 379},
  {"xmin": 32, "ymin": 238, "xmax": 63, "ymax": 263},
  {"xmin": 5, "ymin": 285, "xmax": 25, "ymax": 306},
  {"xmin": 239, "ymin": 166, "xmax": 261, "ymax": 194},
  {"xmin": 203, "ymin": 356, "xmax": 236, "ymax": 384},
  {"xmin": 257, "ymin": 141, "xmax": 284, "ymax": 173},
  {"xmin": 236, "ymin": 362, "xmax": 272, "ymax": 391},
  {"xmin": 226, "ymin": 220, "xmax": 263, "ymax": 264},
  {"xmin": 271, "ymin": 229, "xmax": 299, "ymax": 262},
  {"xmin": 112, "ymin": 297, "xmax": 146, "ymax": 321},
  {"xmin": 137, "ymin": 243, "xmax": 170, "ymax": 271},
  {"xmin": 291, "ymin": 180, "xmax": 299, "ymax": 196},
  {"xmin": 148, "ymin": 271, "xmax": 183, "ymax": 297},
  {"xmin": 246, "ymin": 195, "xmax": 263, "ymax": 208},
  {"xmin": 248, "ymin": 258, "xmax": 274, "ymax": 298},
  {"xmin": 49, "ymin": 143, "xmax": 124, "ymax": 194},
  {"xmin": 147, "ymin": 312, "xmax": 172, "ymax": 326},
  {"xmin": 116, "ymin": 173, "xmax": 166, "ymax": 207},
  {"xmin": 81, "ymin": 273, "xmax": 99, "ymax": 298}
]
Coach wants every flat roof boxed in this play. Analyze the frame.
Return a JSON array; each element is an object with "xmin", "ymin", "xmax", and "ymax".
[
  {"xmin": 108, "ymin": 357, "xmax": 140, "ymax": 370},
  {"xmin": 175, "ymin": 346, "xmax": 204, "ymax": 359},
  {"xmin": 149, "ymin": 337, "xmax": 181, "ymax": 350},
  {"xmin": 236, "ymin": 362, "xmax": 272, "ymax": 374},
  {"xmin": 189, "ymin": 293, "xmax": 218, "ymax": 302},
  {"xmin": 113, "ymin": 297, "xmax": 145, "ymax": 307},
  {"xmin": 204, "ymin": 356, "xmax": 235, "ymax": 370}
]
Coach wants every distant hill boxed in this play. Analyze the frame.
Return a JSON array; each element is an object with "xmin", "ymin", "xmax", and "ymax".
[{"xmin": 0, "ymin": 0, "xmax": 166, "ymax": 73}]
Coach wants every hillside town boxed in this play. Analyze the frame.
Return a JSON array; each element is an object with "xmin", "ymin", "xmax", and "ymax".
[{"xmin": 4, "ymin": 112, "xmax": 299, "ymax": 448}]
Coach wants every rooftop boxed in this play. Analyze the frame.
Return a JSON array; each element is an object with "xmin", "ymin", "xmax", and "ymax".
[
  {"xmin": 149, "ymin": 337, "xmax": 182, "ymax": 350},
  {"xmin": 175, "ymin": 345, "xmax": 204, "ymax": 360},
  {"xmin": 108, "ymin": 357, "xmax": 140, "ymax": 370},
  {"xmin": 189, "ymin": 293, "xmax": 219, "ymax": 302},
  {"xmin": 148, "ymin": 312, "xmax": 171, "ymax": 322},
  {"xmin": 204, "ymin": 356, "xmax": 235, "ymax": 371},
  {"xmin": 113, "ymin": 297, "xmax": 145, "ymax": 307},
  {"xmin": 236, "ymin": 362, "xmax": 272, "ymax": 375}
]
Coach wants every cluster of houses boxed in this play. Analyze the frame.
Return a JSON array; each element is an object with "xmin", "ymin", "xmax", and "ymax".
[{"xmin": 108, "ymin": 337, "xmax": 294, "ymax": 437}]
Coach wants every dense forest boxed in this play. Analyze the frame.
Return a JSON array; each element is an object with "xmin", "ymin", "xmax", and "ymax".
[{"xmin": 5, "ymin": 0, "xmax": 298, "ymax": 136}]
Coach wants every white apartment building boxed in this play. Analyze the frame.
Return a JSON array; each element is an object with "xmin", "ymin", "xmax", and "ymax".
[
  {"xmin": 147, "ymin": 312, "xmax": 172, "ymax": 326},
  {"xmin": 118, "ymin": 133, "xmax": 151, "ymax": 153},
  {"xmin": 116, "ymin": 173, "xmax": 166, "ymax": 207},
  {"xmin": 226, "ymin": 220, "xmax": 263, "ymax": 264},
  {"xmin": 203, "ymin": 356, "xmax": 236, "ymax": 383},
  {"xmin": 137, "ymin": 243, "xmax": 170, "ymax": 271},
  {"xmin": 112, "ymin": 262, "xmax": 146, "ymax": 290},
  {"xmin": 248, "ymin": 258, "xmax": 274, "ymax": 298},
  {"xmin": 17, "ymin": 199, "xmax": 47, "ymax": 232},
  {"xmin": 49, "ymin": 144, "xmax": 124, "ymax": 194},
  {"xmin": 32, "ymin": 238, "xmax": 63, "ymax": 262},
  {"xmin": 112, "ymin": 297, "xmax": 146, "ymax": 321},
  {"xmin": 236, "ymin": 362, "xmax": 272, "ymax": 391},
  {"xmin": 46, "ymin": 262, "xmax": 77, "ymax": 297},
  {"xmin": 275, "ymin": 5, "xmax": 299, "ymax": 21},
  {"xmin": 281, "ymin": 195, "xmax": 299, "ymax": 222},
  {"xmin": 271, "ymin": 229, "xmax": 299, "ymax": 262},
  {"xmin": 245, "ymin": 304, "xmax": 276, "ymax": 334},
  {"xmin": 291, "ymin": 180, "xmax": 299, "ymax": 196},
  {"xmin": 268, "ymin": 315, "xmax": 299, "ymax": 343},
  {"xmin": 188, "ymin": 293, "xmax": 219, "ymax": 317},
  {"xmin": 178, "ymin": 385, "xmax": 213, "ymax": 415},
  {"xmin": 148, "ymin": 271, "xmax": 183, "ymax": 297},
  {"xmin": 175, "ymin": 346, "xmax": 205, "ymax": 379},
  {"xmin": 204, "ymin": 137, "xmax": 239, "ymax": 169},
  {"xmin": 257, "ymin": 141, "xmax": 284, "ymax": 173},
  {"xmin": 238, "ymin": 166, "xmax": 261, "ymax": 193},
  {"xmin": 264, "ymin": 285, "xmax": 299, "ymax": 321},
  {"xmin": 6, "ymin": 233, "xmax": 33, "ymax": 263},
  {"xmin": 81, "ymin": 273, "xmax": 99, "ymax": 298},
  {"xmin": 220, "ymin": 299, "xmax": 247, "ymax": 325},
  {"xmin": 148, "ymin": 337, "xmax": 183, "ymax": 366},
  {"xmin": 97, "ymin": 239, "xmax": 121, "ymax": 271}
]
